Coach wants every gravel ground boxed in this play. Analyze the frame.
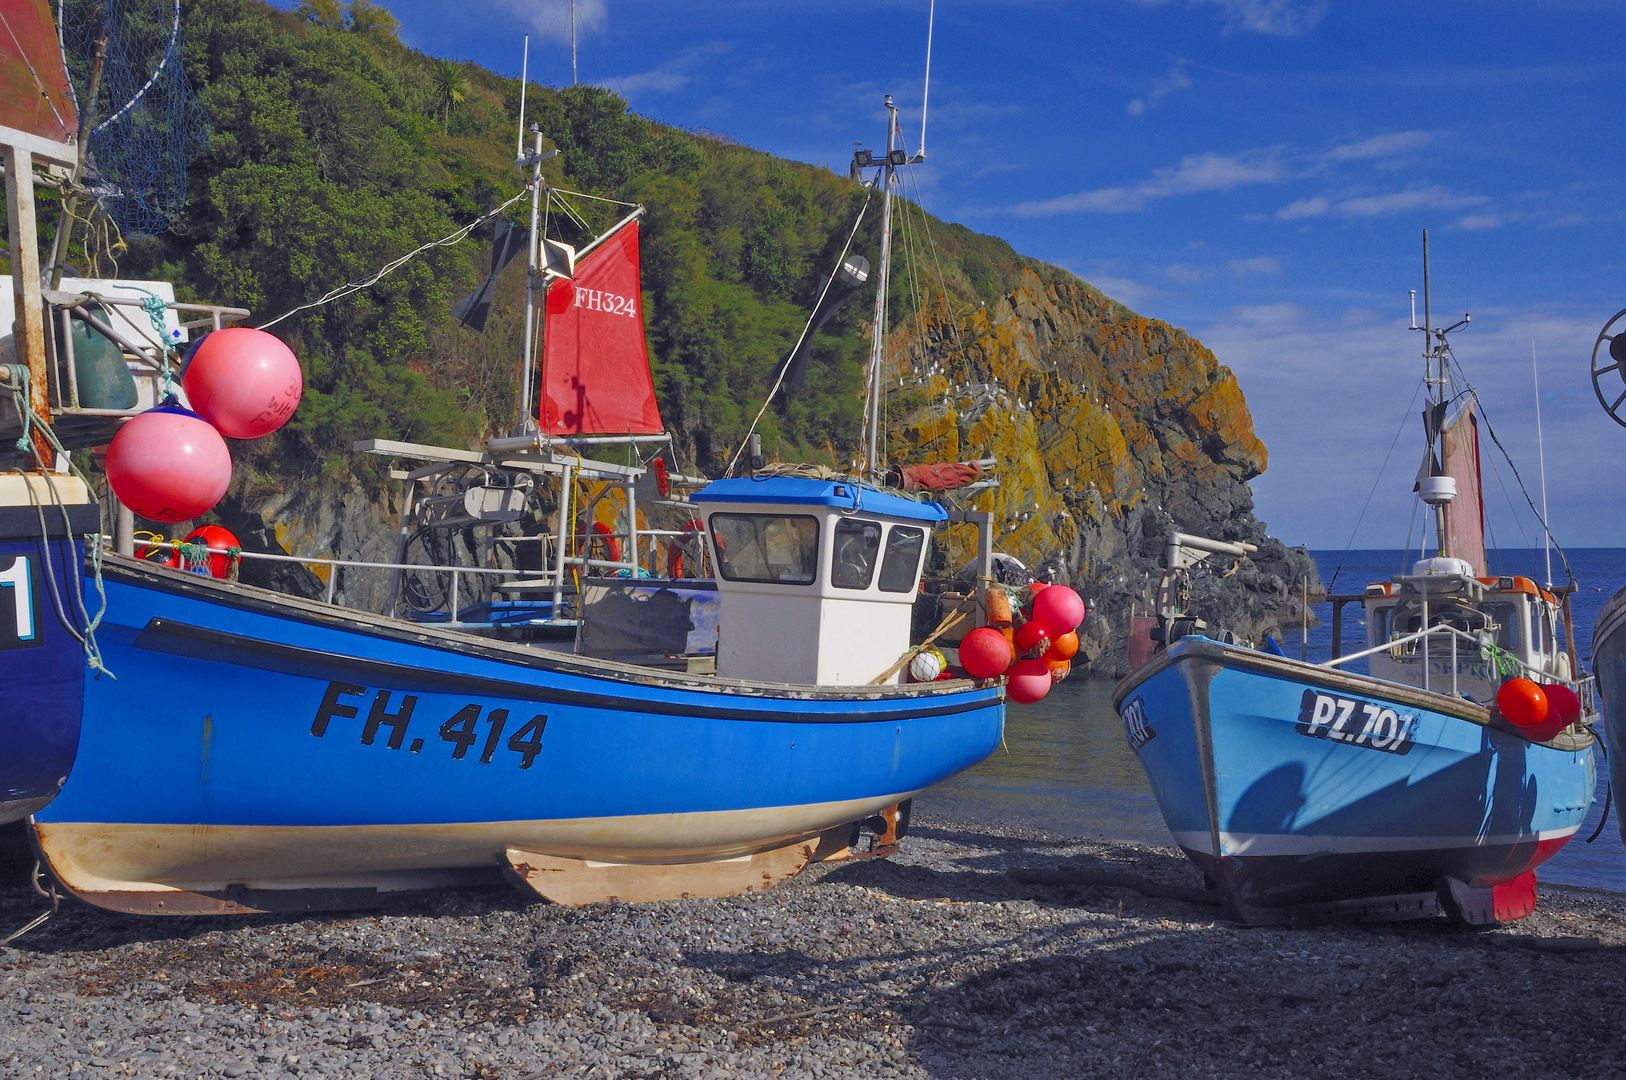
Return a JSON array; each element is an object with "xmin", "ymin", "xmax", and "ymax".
[{"xmin": 4, "ymin": 815, "xmax": 1626, "ymax": 1080}]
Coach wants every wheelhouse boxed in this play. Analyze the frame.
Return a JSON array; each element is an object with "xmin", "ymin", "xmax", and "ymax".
[{"xmin": 690, "ymin": 477, "xmax": 944, "ymax": 686}]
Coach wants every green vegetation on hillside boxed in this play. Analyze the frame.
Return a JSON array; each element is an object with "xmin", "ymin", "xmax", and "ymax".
[{"xmin": 34, "ymin": 0, "xmax": 1090, "ymax": 484}]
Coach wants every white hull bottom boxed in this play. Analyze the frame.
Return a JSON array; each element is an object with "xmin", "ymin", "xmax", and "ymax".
[{"xmin": 35, "ymin": 792, "xmax": 913, "ymax": 914}]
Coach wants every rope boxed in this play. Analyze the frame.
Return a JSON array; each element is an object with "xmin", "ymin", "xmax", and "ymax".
[
  {"xmin": 257, "ymin": 189, "xmax": 530, "ymax": 330},
  {"xmin": 1326, "ymin": 378, "xmax": 1424, "ymax": 591},
  {"xmin": 724, "ymin": 189, "xmax": 873, "ymax": 478},
  {"xmin": 1, "ymin": 365, "xmax": 113, "ymax": 677}
]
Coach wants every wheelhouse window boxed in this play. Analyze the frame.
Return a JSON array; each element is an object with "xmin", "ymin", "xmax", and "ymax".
[
  {"xmin": 709, "ymin": 514, "xmax": 820, "ymax": 585},
  {"xmin": 831, "ymin": 518, "xmax": 883, "ymax": 590},
  {"xmin": 1482, "ymin": 601, "xmax": 1522, "ymax": 650},
  {"xmin": 878, "ymin": 525, "xmax": 926, "ymax": 593}
]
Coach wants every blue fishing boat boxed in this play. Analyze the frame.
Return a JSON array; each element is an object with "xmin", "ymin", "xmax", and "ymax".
[
  {"xmin": 1118, "ymin": 237, "xmax": 1597, "ymax": 925},
  {"xmin": 25, "ymin": 88, "xmax": 1012, "ymax": 913}
]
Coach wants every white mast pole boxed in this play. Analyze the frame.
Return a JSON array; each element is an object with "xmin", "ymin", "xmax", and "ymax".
[
  {"xmin": 516, "ymin": 35, "xmax": 529, "ymax": 160},
  {"xmin": 518, "ymin": 128, "xmax": 545, "ymax": 433},
  {"xmin": 918, "ymin": 0, "xmax": 934, "ymax": 160},
  {"xmin": 571, "ymin": 0, "xmax": 578, "ymax": 86},
  {"xmin": 864, "ymin": 96, "xmax": 898, "ymax": 480},
  {"xmin": 1533, "ymin": 338, "xmax": 1552, "ymax": 586}
]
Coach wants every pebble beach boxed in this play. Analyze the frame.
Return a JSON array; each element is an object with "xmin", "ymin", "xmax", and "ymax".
[{"xmin": 4, "ymin": 814, "xmax": 1626, "ymax": 1080}]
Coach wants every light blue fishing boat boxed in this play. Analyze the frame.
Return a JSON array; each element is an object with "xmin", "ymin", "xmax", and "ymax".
[{"xmin": 1117, "ymin": 240, "xmax": 1597, "ymax": 925}]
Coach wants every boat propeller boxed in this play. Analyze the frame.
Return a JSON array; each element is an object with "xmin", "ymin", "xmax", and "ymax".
[{"xmin": 1589, "ymin": 306, "xmax": 1626, "ymax": 428}]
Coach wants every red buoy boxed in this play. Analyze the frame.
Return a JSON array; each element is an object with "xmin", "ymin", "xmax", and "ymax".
[
  {"xmin": 181, "ymin": 327, "xmax": 303, "ymax": 439},
  {"xmin": 959, "ymin": 627, "xmax": 1013, "ymax": 680},
  {"xmin": 181, "ymin": 524, "xmax": 241, "ymax": 579},
  {"xmin": 1497, "ymin": 678, "xmax": 1549, "ymax": 730},
  {"xmin": 1521, "ymin": 683, "xmax": 1583, "ymax": 742},
  {"xmin": 1044, "ymin": 631, "xmax": 1080, "ymax": 662},
  {"xmin": 1014, "ymin": 619, "xmax": 1051, "ymax": 655},
  {"xmin": 1007, "ymin": 658, "xmax": 1053, "ymax": 704},
  {"xmin": 1033, "ymin": 586, "xmax": 1086, "ymax": 638},
  {"xmin": 105, "ymin": 403, "xmax": 232, "ymax": 523}
]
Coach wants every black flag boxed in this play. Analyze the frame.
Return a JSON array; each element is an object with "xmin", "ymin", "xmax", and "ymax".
[
  {"xmin": 783, "ymin": 254, "xmax": 871, "ymax": 390},
  {"xmin": 452, "ymin": 219, "xmax": 528, "ymax": 332}
]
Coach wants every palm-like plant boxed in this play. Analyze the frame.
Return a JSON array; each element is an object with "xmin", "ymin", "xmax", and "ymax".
[{"xmin": 430, "ymin": 59, "xmax": 467, "ymax": 132}]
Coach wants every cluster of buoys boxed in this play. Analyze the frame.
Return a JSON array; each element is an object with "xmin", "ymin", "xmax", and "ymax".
[
  {"xmin": 955, "ymin": 582, "xmax": 1088, "ymax": 704},
  {"xmin": 1496, "ymin": 677, "xmax": 1582, "ymax": 743},
  {"xmin": 136, "ymin": 524, "xmax": 243, "ymax": 580},
  {"xmin": 105, "ymin": 328, "xmax": 303, "ymax": 523}
]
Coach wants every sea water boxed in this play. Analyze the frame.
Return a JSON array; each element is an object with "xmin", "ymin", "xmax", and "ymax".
[{"xmin": 915, "ymin": 548, "xmax": 1626, "ymax": 894}]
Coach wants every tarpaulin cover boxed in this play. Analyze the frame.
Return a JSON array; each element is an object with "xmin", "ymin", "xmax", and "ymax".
[
  {"xmin": 1441, "ymin": 403, "xmax": 1486, "ymax": 576},
  {"xmin": 539, "ymin": 220, "xmax": 663, "ymax": 435},
  {"xmin": 888, "ymin": 461, "xmax": 986, "ymax": 492},
  {"xmin": 0, "ymin": 0, "xmax": 77, "ymax": 144}
]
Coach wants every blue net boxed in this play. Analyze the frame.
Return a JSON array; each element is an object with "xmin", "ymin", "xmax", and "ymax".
[{"xmin": 56, "ymin": 0, "xmax": 208, "ymax": 237}]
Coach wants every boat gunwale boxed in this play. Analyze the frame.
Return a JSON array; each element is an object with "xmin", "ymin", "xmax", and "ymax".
[
  {"xmin": 1113, "ymin": 636, "xmax": 1593, "ymax": 752},
  {"xmin": 100, "ymin": 553, "xmax": 1003, "ymax": 707}
]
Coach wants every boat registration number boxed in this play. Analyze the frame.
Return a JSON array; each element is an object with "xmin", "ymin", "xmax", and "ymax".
[
  {"xmin": 1121, "ymin": 696, "xmax": 1156, "ymax": 751},
  {"xmin": 0, "ymin": 554, "xmax": 41, "ymax": 650},
  {"xmin": 310, "ymin": 681, "xmax": 549, "ymax": 769},
  {"xmin": 1294, "ymin": 690, "xmax": 1416, "ymax": 755}
]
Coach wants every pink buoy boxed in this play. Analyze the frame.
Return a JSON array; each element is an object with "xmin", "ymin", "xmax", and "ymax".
[
  {"xmin": 1033, "ymin": 586, "xmax": 1087, "ymax": 638},
  {"xmin": 105, "ymin": 402, "xmax": 233, "ymax": 523},
  {"xmin": 1007, "ymin": 658, "xmax": 1053, "ymax": 705},
  {"xmin": 181, "ymin": 327, "xmax": 303, "ymax": 439}
]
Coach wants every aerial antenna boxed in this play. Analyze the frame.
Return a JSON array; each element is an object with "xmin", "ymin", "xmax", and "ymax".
[
  {"xmin": 917, "ymin": 0, "xmax": 934, "ymax": 161},
  {"xmin": 516, "ymin": 34, "xmax": 529, "ymax": 161},
  {"xmin": 571, "ymin": 0, "xmax": 577, "ymax": 86}
]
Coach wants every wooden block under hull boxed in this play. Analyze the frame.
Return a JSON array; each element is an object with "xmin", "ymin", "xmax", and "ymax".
[{"xmin": 505, "ymin": 838, "xmax": 818, "ymax": 906}]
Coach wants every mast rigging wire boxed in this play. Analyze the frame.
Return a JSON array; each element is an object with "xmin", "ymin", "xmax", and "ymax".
[
  {"xmin": 724, "ymin": 189, "xmax": 874, "ymax": 479},
  {"xmin": 257, "ymin": 189, "xmax": 529, "ymax": 330},
  {"xmin": 1326, "ymin": 378, "xmax": 1425, "ymax": 591}
]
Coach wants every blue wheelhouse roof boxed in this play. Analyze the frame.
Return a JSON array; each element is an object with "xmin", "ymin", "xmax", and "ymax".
[{"xmin": 690, "ymin": 477, "xmax": 947, "ymax": 523}]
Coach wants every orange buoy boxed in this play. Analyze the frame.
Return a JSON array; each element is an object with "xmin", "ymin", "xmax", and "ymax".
[
  {"xmin": 959, "ymin": 627, "xmax": 1013, "ymax": 680},
  {"xmin": 983, "ymin": 587, "xmax": 1014, "ymax": 628},
  {"xmin": 1044, "ymin": 631, "xmax": 1079, "ymax": 662},
  {"xmin": 1497, "ymin": 678, "xmax": 1549, "ymax": 730},
  {"xmin": 1044, "ymin": 657, "xmax": 1072, "ymax": 683}
]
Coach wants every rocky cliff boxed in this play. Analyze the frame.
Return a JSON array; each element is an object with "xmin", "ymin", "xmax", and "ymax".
[{"xmin": 886, "ymin": 269, "xmax": 1319, "ymax": 676}]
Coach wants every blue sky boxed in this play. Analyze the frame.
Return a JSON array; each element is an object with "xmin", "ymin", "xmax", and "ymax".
[{"xmin": 365, "ymin": 0, "xmax": 1625, "ymax": 553}]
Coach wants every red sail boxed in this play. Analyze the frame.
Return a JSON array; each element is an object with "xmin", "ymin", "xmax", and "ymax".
[
  {"xmin": 539, "ymin": 221, "xmax": 663, "ymax": 436},
  {"xmin": 0, "ymin": 0, "xmax": 78, "ymax": 145},
  {"xmin": 1441, "ymin": 403, "xmax": 1486, "ymax": 576}
]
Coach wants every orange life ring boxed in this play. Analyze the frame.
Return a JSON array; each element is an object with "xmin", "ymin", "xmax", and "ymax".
[
  {"xmin": 577, "ymin": 520, "xmax": 622, "ymax": 566},
  {"xmin": 666, "ymin": 521, "xmax": 702, "ymax": 578}
]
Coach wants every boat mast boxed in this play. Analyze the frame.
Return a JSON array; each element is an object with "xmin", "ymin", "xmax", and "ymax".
[
  {"xmin": 516, "ymin": 125, "xmax": 546, "ymax": 434},
  {"xmin": 863, "ymin": 95, "xmax": 899, "ymax": 480}
]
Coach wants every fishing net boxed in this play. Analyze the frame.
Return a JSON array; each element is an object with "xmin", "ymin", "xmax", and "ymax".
[{"xmin": 56, "ymin": 0, "xmax": 208, "ymax": 236}]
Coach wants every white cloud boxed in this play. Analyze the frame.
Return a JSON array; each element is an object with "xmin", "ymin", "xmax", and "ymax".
[
  {"xmin": 1228, "ymin": 256, "xmax": 1282, "ymax": 276},
  {"xmin": 1082, "ymin": 272, "xmax": 1165, "ymax": 308},
  {"xmin": 1200, "ymin": 301, "xmax": 1619, "ymax": 547},
  {"xmin": 1128, "ymin": 61, "xmax": 1192, "ymax": 116},
  {"xmin": 1274, "ymin": 186, "xmax": 1487, "ymax": 221},
  {"xmin": 1134, "ymin": 0, "xmax": 1330, "ymax": 36},
  {"xmin": 490, "ymin": 0, "xmax": 606, "ymax": 43},
  {"xmin": 1010, "ymin": 150, "xmax": 1288, "ymax": 216},
  {"xmin": 1276, "ymin": 196, "xmax": 1329, "ymax": 220},
  {"xmin": 605, "ymin": 43, "xmax": 731, "ymax": 97},
  {"xmin": 1325, "ymin": 131, "xmax": 1431, "ymax": 161},
  {"xmin": 1202, "ymin": 0, "xmax": 1329, "ymax": 35},
  {"xmin": 1165, "ymin": 263, "xmax": 1214, "ymax": 284},
  {"xmin": 1456, "ymin": 213, "xmax": 1503, "ymax": 231}
]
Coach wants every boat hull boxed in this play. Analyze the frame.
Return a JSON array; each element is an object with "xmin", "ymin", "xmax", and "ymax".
[
  {"xmin": 0, "ymin": 524, "xmax": 89, "ymax": 825},
  {"xmin": 33, "ymin": 558, "xmax": 1005, "ymax": 911},
  {"xmin": 1594, "ymin": 585, "xmax": 1626, "ymax": 847},
  {"xmin": 1114, "ymin": 637, "xmax": 1594, "ymax": 923}
]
